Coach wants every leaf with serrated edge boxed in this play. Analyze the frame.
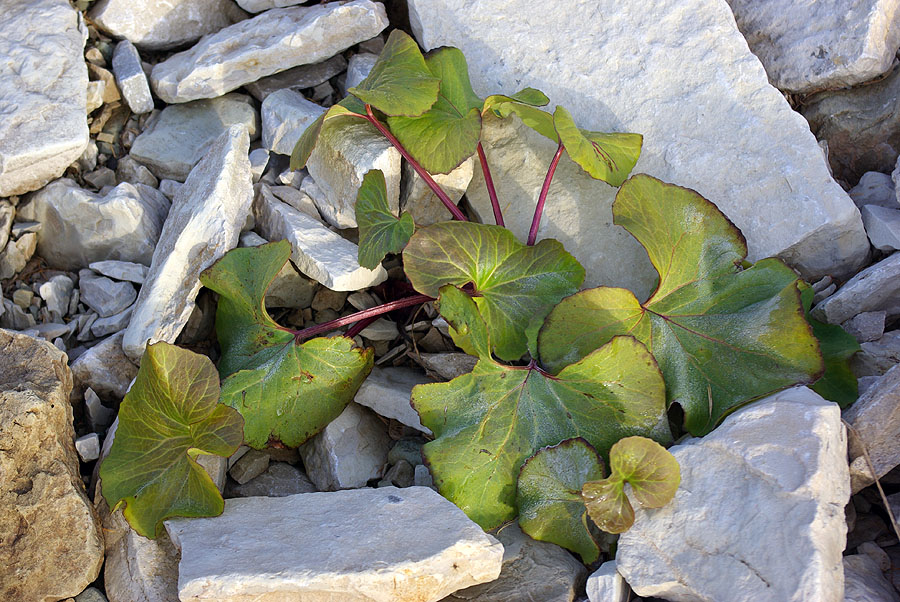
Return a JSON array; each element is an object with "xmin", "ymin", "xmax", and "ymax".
[
  {"xmin": 413, "ymin": 335, "xmax": 669, "ymax": 529},
  {"xmin": 290, "ymin": 96, "xmax": 366, "ymax": 170},
  {"xmin": 99, "ymin": 342, "xmax": 243, "ymax": 538},
  {"xmin": 517, "ymin": 438, "xmax": 605, "ymax": 563},
  {"xmin": 200, "ymin": 241, "xmax": 373, "ymax": 448},
  {"xmin": 404, "ymin": 221, "xmax": 584, "ymax": 361},
  {"xmin": 539, "ymin": 174, "xmax": 823, "ymax": 435},
  {"xmin": 356, "ymin": 169, "xmax": 415, "ymax": 269},
  {"xmin": 348, "ymin": 29, "xmax": 440, "ymax": 117},
  {"xmin": 553, "ymin": 106, "xmax": 642, "ymax": 187}
]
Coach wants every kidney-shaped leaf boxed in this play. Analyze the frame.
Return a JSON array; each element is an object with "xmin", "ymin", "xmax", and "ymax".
[
  {"xmin": 356, "ymin": 169, "xmax": 415, "ymax": 269},
  {"xmin": 539, "ymin": 174, "xmax": 823, "ymax": 435},
  {"xmin": 99, "ymin": 342, "xmax": 244, "ymax": 538},
  {"xmin": 517, "ymin": 438, "xmax": 605, "ymax": 563},
  {"xmin": 553, "ymin": 106, "xmax": 642, "ymax": 187},
  {"xmin": 404, "ymin": 221, "xmax": 584, "ymax": 361},
  {"xmin": 200, "ymin": 241, "xmax": 373, "ymax": 448}
]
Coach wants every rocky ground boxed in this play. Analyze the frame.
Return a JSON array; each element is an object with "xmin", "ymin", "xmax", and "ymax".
[{"xmin": 1, "ymin": 0, "xmax": 900, "ymax": 601}]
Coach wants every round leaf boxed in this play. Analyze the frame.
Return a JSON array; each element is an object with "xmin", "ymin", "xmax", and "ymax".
[
  {"xmin": 607, "ymin": 436, "xmax": 680, "ymax": 509},
  {"xmin": 356, "ymin": 169, "xmax": 415, "ymax": 269},
  {"xmin": 553, "ymin": 105, "xmax": 642, "ymax": 187},
  {"xmin": 582, "ymin": 478, "xmax": 633, "ymax": 535}
]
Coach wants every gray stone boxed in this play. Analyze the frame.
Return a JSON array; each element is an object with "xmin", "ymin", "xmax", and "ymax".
[
  {"xmin": 616, "ymin": 387, "xmax": 849, "ymax": 602},
  {"xmin": 75, "ymin": 586, "xmax": 108, "ymax": 602},
  {"xmin": 88, "ymin": 0, "xmax": 246, "ymax": 51},
  {"xmin": 83, "ymin": 167, "xmax": 118, "ymax": 190},
  {"xmin": 18, "ymin": 179, "xmax": 170, "ymax": 269},
  {"xmin": 195, "ymin": 454, "xmax": 227, "ymax": 494},
  {"xmin": 843, "ymin": 554, "xmax": 900, "ymax": 602},
  {"xmin": 843, "ymin": 311, "xmax": 887, "ymax": 344},
  {"xmin": 378, "ymin": 459, "xmax": 415, "ymax": 488},
  {"xmin": 410, "ymin": 0, "xmax": 869, "ymax": 294},
  {"xmin": 812, "ymin": 252, "xmax": 900, "ymax": 324},
  {"xmin": 253, "ymin": 185, "xmax": 387, "ymax": 290},
  {"xmin": 91, "ymin": 305, "xmax": 133, "ymax": 338},
  {"xmin": 130, "ymin": 93, "xmax": 259, "ymax": 181},
  {"xmin": 845, "ymin": 363, "xmax": 900, "ymax": 492},
  {"xmin": 70, "ymin": 332, "xmax": 139, "ymax": 400},
  {"xmin": 388, "ymin": 439, "xmax": 424, "ymax": 467},
  {"xmin": 225, "ymin": 461, "xmax": 317, "ymax": 498},
  {"xmin": 150, "ymin": 1, "xmax": 388, "ymax": 103},
  {"xmin": 79, "ymin": 271, "xmax": 136, "ymax": 318},
  {"xmin": 75, "ymin": 432, "xmax": 101, "ymax": 462},
  {"xmin": 158, "ymin": 179, "xmax": 182, "ymax": 199},
  {"xmin": 261, "ymin": 89, "xmax": 325, "ymax": 156},
  {"xmin": 299, "ymin": 402, "xmax": 391, "ymax": 491},
  {"xmin": 115, "ymin": 156, "xmax": 159, "ymax": 188},
  {"xmin": 862, "ymin": 204, "xmax": 900, "ymax": 250},
  {"xmin": 852, "ymin": 331, "xmax": 900, "ymax": 377},
  {"xmin": 165, "ymin": 487, "xmax": 503, "ymax": 602},
  {"xmin": 586, "ymin": 561, "xmax": 629, "ymax": 602},
  {"xmin": 236, "ymin": 0, "xmax": 304, "ymax": 13},
  {"xmin": 249, "ymin": 148, "xmax": 269, "ymax": 183},
  {"xmin": 89, "ymin": 260, "xmax": 149, "ymax": 284},
  {"xmin": 857, "ymin": 541, "xmax": 892, "ymax": 571},
  {"xmin": 0, "ymin": 330, "xmax": 104, "ymax": 600},
  {"xmin": 850, "ymin": 172, "xmax": 898, "ymax": 210},
  {"xmin": 228, "ymin": 449, "xmax": 270, "ymax": 485},
  {"xmin": 0, "ymin": 299, "xmax": 35, "ymax": 330},
  {"xmin": 30, "ymin": 322, "xmax": 72, "ymax": 341},
  {"xmin": 416, "ymin": 352, "xmax": 478, "ymax": 381},
  {"xmin": 112, "ymin": 40, "xmax": 153, "ymax": 114},
  {"xmin": 0, "ymin": 200, "xmax": 13, "ymax": 252},
  {"xmin": 270, "ymin": 184, "xmax": 320, "ymax": 219},
  {"xmin": 84, "ymin": 387, "xmax": 115, "ymax": 432},
  {"xmin": 344, "ymin": 52, "xmax": 378, "ymax": 93},
  {"xmin": 123, "ymin": 125, "xmax": 253, "ymax": 362},
  {"xmin": 359, "ymin": 318, "xmax": 399, "ymax": 341},
  {"xmin": 0, "ymin": 0, "xmax": 89, "ymax": 196},
  {"xmin": 244, "ymin": 55, "xmax": 347, "ymax": 102},
  {"xmin": 401, "ymin": 158, "xmax": 474, "ymax": 226},
  {"xmin": 414, "ymin": 463, "xmax": 434, "ymax": 488},
  {"xmin": 354, "ymin": 366, "xmax": 431, "ymax": 433},
  {"xmin": 0, "ymin": 232, "xmax": 36, "ymax": 279}
]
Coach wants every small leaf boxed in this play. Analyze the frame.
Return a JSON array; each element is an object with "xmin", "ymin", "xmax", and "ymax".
[
  {"xmin": 517, "ymin": 438, "xmax": 605, "ymax": 563},
  {"xmin": 403, "ymin": 221, "xmax": 584, "ymax": 361},
  {"xmin": 356, "ymin": 169, "xmax": 415, "ymax": 269},
  {"xmin": 348, "ymin": 29, "xmax": 441, "ymax": 117},
  {"xmin": 483, "ymin": 88, "xmax": 556, "ymax": 141},
  {"xmin": 553, "ymin": 106, "xmax": 642, "ymax": 187},
  {"xmin": 581, "ymin": 479, "xmax": 633, "ymax": 534},
  {"xmin": 200, "ymin": 242, "xmax": 373, "ymax": 448},
  {"xmin": 482, "ymin": 87, "xmax": 550, "ymax": 114},
  {"xmin": 434, "ymin": 284, "xmax": 492, "ymax": 359},
  {"xmin": 99, "ymin": 342, "xmax": 243, "ymax": 538},
  {"xmin": 290, "ymin": 96, "xmax": 366, "ymax": 170}
]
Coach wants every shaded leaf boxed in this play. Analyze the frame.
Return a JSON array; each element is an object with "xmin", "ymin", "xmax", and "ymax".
[
  {"xmin": 482, "ymin": 87, "xmax": 549, "ymax": 114},
  {"xmin": 800, "ymin": 286, "xmax": 860, "ymax": 407},
  {"xmin": 290, "ymin": 96, "xmax": 366, "ymax": 171},
  {"xmin": 99, "ymin": 342, "xmax": 243, "ymax": 538},
  {"xmin": 434, "ymin": 284, "xmax": 492, "ymax": 359},
  {"xmin": 356, "ymin": 169, "xmax": 415, "ymax": 269},
  {"xmin": 483, "ymin": 88, "xmax": 556, "ymax": 141},
  {"xmin": 540, "ymin": 175, "xmax": 823, "ymax": 435},
  {"xmin": 553, "ymin": 105, "xmax": 642, "ymax": 187}
]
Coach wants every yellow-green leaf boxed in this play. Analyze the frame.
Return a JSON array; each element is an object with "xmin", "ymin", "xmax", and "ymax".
[
  {"xmin": 356, "ymin": 169, "xmax": 415, "ymax": 269},
  {"xmin": 553, "ymin": 105, "xmax": 642, "ymax": 187}
]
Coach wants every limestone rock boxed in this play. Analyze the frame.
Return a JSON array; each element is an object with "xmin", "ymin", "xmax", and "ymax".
[
  {"xmin": 0, "ymin": 231, "xmax": 37, "ymax": 279},
  {"xmin": 228, "ymin": 449, "xmax": 269, "ymax": 485},
  {"xmin": 89, "ymin": 260, "xmax": 148, "ymax": 284},
  {"xmin": 844, "ymin": 363, "xmax": 900, "ymax": 492},
  {"xmin": 401, "ymin": 158, "xmax": 474, "ymax": 226},
  {"xmin": 150, "ymin": 1, "xmax": 387, "ymax": 103},
  {"xmin": 852, "ymin": 330, "xmax": 900, "ymax": 377},
  {"xmin": 88, "ymin": 0, "xmax": 246, "ymax": 51},
  {"xmin": 123, "ymin": 125, "xmax": 253, "ymax": 361},
  {"xmin": 90, "ymin": 306, "xmax": 133, "ymax": 338},
  {"xmin": 616, "ymin": 387, "xmax": 849, "ymax": 601},
  {"xmin": 849, "ymin": 172, "xmax": 898, "ymax": 210},
  {"xmin": 244, "ymin": 55, "xmax": 347, "ymax": 101},
  {"xmin": 409, "ymin": 0, "xmax": 868, "ymax": 294},
  {"xmin": 130, "ymin": 93, "xmax": 259, "ymax": 181},
  {"xmin": 812, "ymin": 252, "xmax": 900, "ymax": 324},
  {"xmin": 0, "ymin": 200, "xmax": 12, "ymax": 252},
  {"xmin": 18, "ymin": 179, "xmax": 170, "ymax": 269},
  {"xmin": 344, "ymin": 52, "xmax": 379, "ymax": 93},
  {"xmin": 842, "ymin": 311, "xmax": 886, "ymax": 344},
  {"xmin": 235, "ymin": 0, "xmax": 304, "ymax": 13},
  {"xmin": 165, "ymin": 487, "xmax": 503, "ymax": 602},
  {"xmin": 70, "ymin": 332, "xmax": 138, "ymax": 400},
  {"xmin": 0, "ymin": 0, "xmax": 89, "ymax": 196},
  {"xmin": 354, "ymin": 366, "xmax": 431, "ymax": 433},
  {"xmin": 39, "ymin": 274, "xmax": 74, "ymax": 320},
  {"xmin": 0, "ymin": 330, "xmax": 104, "ymax": 600},
  {"xmin": 843, "ymin": 554, "xmax": 900, "ymax": 602},
  {"xmin": 586, "ymin": 561, "xmax": 629, "ymax": 602},
  {"xmin": 79, "ymin": 271, "xmax": 136, "ymax": 318},
  {"xmin": 224, "ymin": 461, "xmax": 317, "ymax": 498},
  {"xmin": 75, "ymin": 433, "xmax": 101, "ymax": 462},
  {"xmin": 111, "ymin": 40, "xmax": 154, "ymax": 114},
  {"xmin": 861, "ymin": 204, "xmax": 900, "ymax": 250},
  {"xmin": 260, "ymin": 89, "xmax": 325, "ymax": 156}
]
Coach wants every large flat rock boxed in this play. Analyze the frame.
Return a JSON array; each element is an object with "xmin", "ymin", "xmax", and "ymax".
[
  {"xmin": 0, "ymin": 0, "xmax": 88, "ymax": 196},
  {"xmin": 409, "ymin": 0, "xmax": 869, "ymax": 295},
  {"xmin": 165, "ymin": 487, "xmax": 504, "ymax": 602}
]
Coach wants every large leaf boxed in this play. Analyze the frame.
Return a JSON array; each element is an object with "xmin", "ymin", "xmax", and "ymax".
[
  {"xmin": 348, "ymin": 29, "xmax": 440, "ymax": 117},
  {"xmin": 800, "ymin": 286, "xmax": 860, "ymax": 407},
  {"xmin": 582, "ymin": 436, "xmax": 679, "ymax": 534},
  {"xmin": 517, "ymin": 438, "xmax": 605, "ymax": 563},
  {"xmin": 412, "ymin": 334, "xmax": 669, "ymax": 529},
  {"xmin": 403, "ymin": 221, "xmax": 584, "ymax": 361},
  {"xmin": 356, "ymin": 169, "xmax": 415, "ymax": 269},
  {"xmin": 290, "ymin": 96, "xmax": 366, "ymax": 170},
  {"xmin": 539, "ymin": 175, "xmax": 823, "ymax": 435},
  {"xmin": 200, "ymin": 241, "xmax": 373, "ymax": 448},
  {"xmin": 99, "ymin": 342, "xmax": 243, "ymax": 538},
  {"xmin": 483, "ymin": 88, "xmax": 556, "ymax": 141},
  {"xmin": 553, "ymin": 106, "xmax": 642, "ymax": 187},
  {"xmin": 387, "ymin": 47, "xmax": 483, "ymax": 174}
]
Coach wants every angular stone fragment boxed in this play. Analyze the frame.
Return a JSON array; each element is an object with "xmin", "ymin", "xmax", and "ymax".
[
  {"xmin": 409, "ymin": 0, "xmax": 869, "ymax": 293},
  {"xmin": 261, "ymin": 89, "xmax": 325, "ymax": 156},
  {"xmin": 123, "ymin": 125, "xmax": 253, "ymax": 361},
  {"xmin": 852, "ymin": 330, "xmax": 900, "ymax": 377},
  {"xmin": 91, "ymin": 306, "xmax": 134, "ymax": 338},
  {"xmin": 0, "ymin": 231, "xmax": 36, "ymax": 279},
  {"xmin": 115, "ymin": 155, "xmax": 159, "ymax": 188},
  {"xmin": 416, "ymin": 352, "xmax": 478, "ymax": 381},
  {"xmin": 165, "ymin": 487, "xmax": 503, "ymax": 602},
  {"xmin": 36, "ymin": 274, "xmax": 74, "ymax": 321},
  {"xmin": 616, "ymin": 387, "xmax": 849, "ymax": 602},
  {"xmin": 0, "ymin": 0, "xmax": 89, "ymax": 196},
  {"xmin": 271, "ymin": 184, "xmax": 320, "ymax": 219},
  {"xmin": 79, "ymin": 271, "xmax": 137, "ymax": 318},
  {"xmin": 228, "ymin": 449, "xmax": 270, "ymax": 485},
  {"xmin": 70, "ymin": 332, "xmax": 138, "ymax": 400},
  {"xmin": 75, "ymin": 433, "xmax": 101, "ymax": 462},
  {"xmin": 401, "ymin": 158, "xmax": 474, "ymax": 226},
  {"xmin": 344, "ymin": 52, "xmax": 378, "ymax": 93},
  {"xmin": 89, "ymin": 260, "xmax": 148, "ymax": 284},
  {"xmin": 235, "ymin": 0, "xmax": 304, "ymax": 13},
  {"xmin": 812, "ymin": 252, "xmax": 900, "ymax": 324},
  {"xmin": 354, "ymin": 366, "xmax": 431, "ymax": 433},
  {"xmin": 586, "ymin": 561, "xmax": 629, "ymax": 602},
  {"xmin": 239, "ymin": 229, "xmax": 318, "ymax": 307},
  {"xmin": 861, "ymin": 204, "xmax": 900, "ymax": 250},
  {"xmin": 249, "ymin": 148, "xmax": 269, "ymax": 183},
  {"xmin": 130, "ymin": 94, "xmax": 259, "ymax": 181},
  {"xmin": 150, "ymin": 1, "xmax": 388, "ymax": 103},
  {"xmin": 850, "ymin": 172, "xmax": 898, "ymax": 210},
  {"xmin": 253, "ymin": 185, "xmax": 387, "ymax": 290},
  {"xmin": 244, "ymin": 55, "xmax": 347, "ymax": 101},
  {"xmin": 18, "ymin": 179, "xmax": 170, "ymax": 269},
  {"xmin": 844, "ymin": 363, "xmax": 900, "ymax": 492},
  {"xmin": 112, "ymin": 40, "xmax": 154, "ymax": 114},
  {"xmin": 842, "ymin": 311, "xmax": 887, "ymax": 344},
  {"xmin": 843, "ymin": 554, "xmax": 900, "ymax": 602},
  {"xmin": 0, "ymin": 330, "xmax": 104, "ymax": 600},
  {"xmin": 0, "ymin": 200, "xmax": 13, "ymax": 252},
  {"xmin": 225, "ymin": 462, "xmax": 317, "ymax": 498}
]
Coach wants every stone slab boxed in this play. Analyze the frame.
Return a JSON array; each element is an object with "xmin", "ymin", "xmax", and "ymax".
[
  {"xmin": 111, "ymin": 40, "xmax": 154, "ymax": 114},
  {"xmin": 812, "ymin": 252, "xmax": 900, "ymax": 325},
  {"xmin": 260, "ymin": 89, "xmax": 325, "ymax": 156},
  {"xmin": 844, "ymin": 363, "xmax": 900, "ymax": 492},
  {"xmin": 244, "ymin": 55, "xmax": 347, "ymax": 101},
  {"xmin": 354, "ymin": 366, "xmax": 431, "ymax": 433}
]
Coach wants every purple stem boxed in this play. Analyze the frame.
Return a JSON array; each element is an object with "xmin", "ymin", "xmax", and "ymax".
[
  {"xmin": 477, "ymin": 142, "xmax": 504, "ymax": 227},
  {"xmin": 345, "ymin": 316, "xmax": 379, "ymax": 340},
  {"xmin": 290, "ymin": 294, "xmax": 433, "ymax": 341},
  {"xmin": 527, "ymin": 142, "xmax": 565, "ymax": 246}
]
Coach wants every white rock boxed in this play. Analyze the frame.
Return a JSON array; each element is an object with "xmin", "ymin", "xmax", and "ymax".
[
  {"xmin": 79, "ymin": 271, "xmax": 136, "ymax": 318},
  {"xmin": 260, "ymin": 89, "xmax": 325, "ymax": 156},
  {"xmin": 354, "ymin": 366, "xmax": 431, "ymax": 434},
  {"xmin": 150, "ymin": 1, "xmax": 388, "ymax": 103},
  {"xmin": 253, "ymin": 185, "xmax": 387, "ymax": 290},
  {"xmin": 616, "ymin": 387, "xmax": 849, "ymax": 602},
  {"xmin": 112, "ymin": 40, "xmax": 153, "ymax": 114},
  {"xmin": 89, "ymin": 260, "xmax": 149, "ymax": 284},
  {"xmin": 195, "ymin": 454, "xmax": 227, "ymax": 494},
  {"xmin": 299, "ymin": 402, "xmax": 391, "ymax": 490},
  {"xmin": 344, "ymin": 52, "xmax": 378, "ymax": 93},
  {"xmin": 0, "ymin": 200, "xmax": 12, "ymax": 252},
  {"xmin": 18, "ymin": 179, "xmax": 170, "ymax": 269},
  {"xmin": 270, "ymin": 184, "xmax": 320, "ymax": 219},
  {"xmin": 850, "ymin": 172, "xmax": 898, "ymax": 210},
  {"xmin": 70, "ymin": 332, "xmax": 139, "ymax": 400},
  {"xmin": 248, "ymin": 148, "xmax": 269, "ymax": 183},
  {"xmin": 75, "ymin": 432, "xmax": 101, "ymax": 462},
  {"xmin": 408, "ymin": 0, "xmax": 869, "ymax": 294},
  {"xmin": 844, "ymin": 363, "xmax": 900, "ymax": 492},
  {"xmin": 235, "ymin": 0, "xmax": 304, "ymax": 13},
  {"xmin": 861, "ymin": 204, "xmax": 900, "ymax": 250},
  {"xmin": 416, "ymin": 352, "xmax": 478, "ymax": 381},
  {"xmin": 115, "ymin": 155, "xmax": 159, "ymax": 189},
  {"xmin": 843, "ymin": 554, "xmax": 900, "ymax": 602},
  {"xmin": 812, "ymin": 252, "xmax": 900, "ymax": 324},
  {"xmin": 123, "ymin": 125, "xmax": 253, "ymax": 362},
  {"xmin": 0, "ymin": 0, "xmax": 89, "ymax": 196},
  {"xmin": 586, "ymin": 561, "xmax": 629, "ymax": 602},
  {"xmin": 88, "ymin": 0, "xmax": 246, "ymax": 51},
  {"xmin": 306, "ymin": 121, "xmax": 401, "ymax": 228},
  {"xmin": 244, "ymin": 55, "xmax": 347, "ymax": 101},
  {"xmin": 401, "ymin": 158, "xmax": 474, "ymax": 226},
  {"xmin": 86, "ymin": 81, "xmax": 105, "ymax": 114},
  {"xmin": 130, "ymin": 93, "xmax": 259, "ymax": 181},
  {"xmin": 164, "ymin": 487, "xmax": 503, "ymax": 602}
]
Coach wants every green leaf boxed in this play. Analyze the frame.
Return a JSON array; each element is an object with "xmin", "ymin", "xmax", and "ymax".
[
  {"xmin": 517, "ymin": 438, "xmax": 605, "ymax": 563},
  {"xmin": 434, "ymin": 284, "xmax": 492, "ymax": 359},
  {"xmin": 99, "ymin": 342, "xmax": 243, "ymax": 538},
  {"xmin": 200, "ymin": 242, "xmax": 373, "ymax": 448},
  {"xmin": 582, "ymin": 436, "xmax": 680, "ymax": 534},
  {"xmin": 412, "ymin": 335, "xmax": 669, "ymax": 529},
  {"xmin": 356, "ymin": 169, "xmax": 415, "ymax": 269},
  {"xmin": 348, "ymin": 29, "xmax": 441, "ymax": 117},
  {"xmin": 403, "ymin": 221, "xmax": 584, "ymax": 361},
  {"xmin": 482, "ymin": 88, "xmax": 556, "ymax": 141},
  {"xmin": 290, "ymin": 96, "xmax": 366, "ymax": 170},
  {"xmin": 800, "ymin": 285, "xmax": 860, "ymax": 407},
  {"xmin": 553, "ymin": 106, "xmax": 642, "ymax": 187},
  {"xmin": 387, "ymin": 47, "xmax": 483, "ymax": 174},
  {"xmin": 482, "ymin": 88, "xmax": 549, "ymax": 114},
  {"xmin": 539, "ymin": 174, "xmax": 823, "ymax": 435}
]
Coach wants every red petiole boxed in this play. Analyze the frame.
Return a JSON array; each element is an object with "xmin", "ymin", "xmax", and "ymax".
[
  {"xmin": 527, "ymin": 141, "xmax": 565, "ymax": 246},
  {"xmin": 289, "ymin": 293, "xmax": 434, "ymax": 341},
  {"xmin": 477, "ymin": 142, "xmax": 504, "ymax": 227}
]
